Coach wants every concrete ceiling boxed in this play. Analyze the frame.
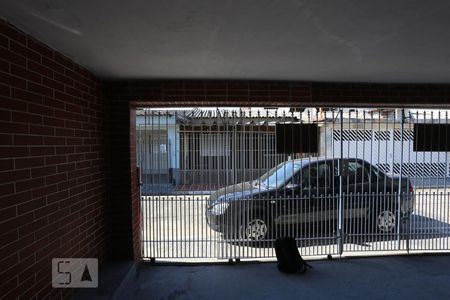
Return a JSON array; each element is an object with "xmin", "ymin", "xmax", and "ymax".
[{"xmin": 2, "ymin": 0, "xmax": 450, "ymax": 82}]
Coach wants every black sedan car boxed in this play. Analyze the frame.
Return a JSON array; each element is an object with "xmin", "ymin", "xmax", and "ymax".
[{"xmin": 206, "ymin": 158, "xmax": 414, "ymax": 241}]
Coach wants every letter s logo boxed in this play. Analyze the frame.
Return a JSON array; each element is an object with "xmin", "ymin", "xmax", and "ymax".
[{"xmin": 57, "ymin": 261, "xmax": 71, "ymax": 285}]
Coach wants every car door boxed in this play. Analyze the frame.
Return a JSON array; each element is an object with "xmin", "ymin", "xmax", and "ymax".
[
  {"xmin": 285, "ymin": 162, "xmax": 332, "ymax": 228},
  {"xmin": 341, "ymin": 159, "xmax": 372, "ymax": 221},
  {"xmin": 269, "ymin": 162, "xmax": 301, "ymax": 232},
  {"xmin": 310, "ymin": 161, "xmax": 335, "ymax": 236},
  {"xmin": 273, "ymin": 164, "xmax": 304, "ymax": 235}
]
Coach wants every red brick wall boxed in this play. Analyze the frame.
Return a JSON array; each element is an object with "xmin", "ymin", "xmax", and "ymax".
[
  {"xmin": 104, "ymin": 93, "xmax": 139, "ymax": 261},
  {"xmin": 109, "ymin": 80, "xmax": 450, "ymax": 108},
  {"xmin": 0, "ymin": 20, "xmax": 107, "ymax": 299}
]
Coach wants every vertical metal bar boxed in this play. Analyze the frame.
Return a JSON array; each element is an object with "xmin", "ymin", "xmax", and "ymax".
[
  {"xmin": 140, "ymin": 111, "xmax": 146, "ymax": 258},
  {"xmin": 413, "ymin": 110, "xmax": 419, "ymax": 251},
  {"xmin": 156, "ymin": 112, "xmax": 161, "ymax": 257},
  {"xmin": 436, "ymin": 110, "xmax": 441, "ymax": 251},
  {"xmin": 146, "ymin": 111, "xmax": 150, "ymax": 259},
  {"xmin": 249, "ymin": 109, "xmax": 254, "ymax": 258},
  {"xmin": 216, "ymin": 117, "xmax": 221, "ymax": 259},
  {"xmin": 331, "ymin": 109, "xmax": 336, "ymax": 254},
  {"xmin": 165, "ymin": 110, "xmax": 170, "ymax": 257},
  {"xmin": 151, "ymin": 111, "xmax": 157, "ymax": 258},
  {"xmin": 428, "ymin": 111, "xmax": 434, "ymax": 251},
  {"xmin": 446, "ymin": 112, "xmax": 449, "ymax": 252},
  {"xmin": 140, "ymin": 111, "xmax": 145, "ymax": 258},
  {"xmin": 174, "ymin": 112, "xmax": 179, "ymax": 258},
  {"xmin": 184, "ymin": 120, "xmax": 188, "ymax": 258},
  {"xmin": 338, "ymin": 109, "xmax": 344, "ymax": 255},
  {"xmin": 360, "ymin": 110, "xmax": 367, "ymax": 248},
  {"xmin": 445, "ymin": 111, "xmax": 449, "ymax": 195},
  {"xmin": 397, "ymin": 109, "xmax": 404, "ymax": 250},
  {"xmin": 205, "ymin": 114, "xmax": 210, "ymax": 258}
]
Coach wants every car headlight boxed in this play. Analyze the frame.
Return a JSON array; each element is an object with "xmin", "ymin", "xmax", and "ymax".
[{"xmin": 210, "ymin": 202, "xmax": 229, "ymax": 215}]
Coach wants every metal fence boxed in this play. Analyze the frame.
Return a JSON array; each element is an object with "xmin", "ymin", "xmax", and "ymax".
[{"xmin": 137, "ymin": 107, "xmax": 450, "ymax": 261}]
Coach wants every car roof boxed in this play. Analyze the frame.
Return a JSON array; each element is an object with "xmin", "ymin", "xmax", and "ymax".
[
  {"xmin": 287, "ymin": 157, "xmax": 366, "ymax": 166},
  {"xmin": 289, "ymin": 157, "xmax": 331, "ymax": 164}
]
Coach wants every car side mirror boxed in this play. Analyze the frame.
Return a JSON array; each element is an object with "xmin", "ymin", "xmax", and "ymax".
[{"xmin": 285, "ymin": 183, "xmax": 301, "ymax": 190}]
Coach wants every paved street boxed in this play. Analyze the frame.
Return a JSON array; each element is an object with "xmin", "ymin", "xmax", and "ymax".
[{"xmin": 141, "ymin": 188, "xmax": 450, "ymax": 261}]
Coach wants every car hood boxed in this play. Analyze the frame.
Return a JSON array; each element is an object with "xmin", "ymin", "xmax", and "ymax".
[{"xmin": 208, "ymin": 181, "xmax": 268, "ymax": 205}]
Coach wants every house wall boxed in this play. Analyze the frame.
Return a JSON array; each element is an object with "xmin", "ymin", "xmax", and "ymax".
[
  {"xmin": 322, "ymin": 121, "xmax": 450, "ymax": 186},
  {"xmin": 0, "ymin": 20, "xmax": 107, "ymax": 299},
  {"xmin": 178, "ymin": 127, "xmax": 288, "ymax": 186}
]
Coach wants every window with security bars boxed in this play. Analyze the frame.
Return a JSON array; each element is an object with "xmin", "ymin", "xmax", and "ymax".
[
  {"xmin": 179, "ymin": 130, "xmax": 290, "ymax": 184},
  {"xmin": 414, "ymin": 124, "xmax": 450, "ymax": 151}
]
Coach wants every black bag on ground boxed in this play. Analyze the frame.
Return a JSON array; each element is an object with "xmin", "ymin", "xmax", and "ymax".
[{"xmin": 274, "ymin": 237, "xmax": 312, "ymax": 274}]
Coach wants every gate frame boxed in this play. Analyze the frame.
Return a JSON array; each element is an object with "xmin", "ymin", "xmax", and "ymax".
[
  {"xmin": 107, "ymin": 80, "xmax": 450, "ymax": 262},
  {"xmin": 137, "ymin": 106, "xmax": 450, "ymax": 261}
]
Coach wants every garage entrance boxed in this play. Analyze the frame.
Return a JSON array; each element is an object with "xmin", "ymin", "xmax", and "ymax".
[{"xmin": 137, "ymin": 107, "xmax": 450, "ymax": 261}]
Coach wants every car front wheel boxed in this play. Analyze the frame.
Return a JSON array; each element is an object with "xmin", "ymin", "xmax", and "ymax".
[
  {"xmin": 375, "ymin": 210, "xmax": 397, "ymax": 233},
  {"xmin": 240, "ymin": 216, "xmax": 269, "ymax": 241}
]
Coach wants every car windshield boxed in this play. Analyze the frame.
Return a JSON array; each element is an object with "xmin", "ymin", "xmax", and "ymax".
[{"xmin": 256, "ymin": 162, "xmax": 302, "ymax": 189}]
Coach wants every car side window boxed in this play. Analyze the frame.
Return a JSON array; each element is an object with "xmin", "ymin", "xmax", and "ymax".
[
  {"xmin": 296, "ymin": 163, "xmax": 330, "ymax": 188},
  {"xmin": 342, "ymin": 161, "xmax": 371, "ymax": 184}
]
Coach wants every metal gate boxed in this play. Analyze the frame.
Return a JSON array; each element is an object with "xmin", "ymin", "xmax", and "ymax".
[{"xmin": 137, "ymin": 108, "xmax": 450, "ymax": 261}]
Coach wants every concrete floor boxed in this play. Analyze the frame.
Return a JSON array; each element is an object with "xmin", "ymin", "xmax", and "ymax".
[{"xmin": 107, "ymin": 255, "xmax": 450, "ymax": 300}]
